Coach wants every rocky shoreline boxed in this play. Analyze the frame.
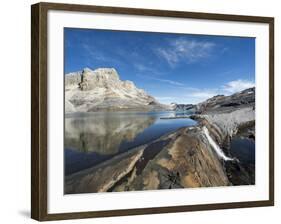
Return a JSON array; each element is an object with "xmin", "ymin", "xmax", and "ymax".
[{"xmin": 65, "ymin": 87, "xmax": 255, "ymax": 193}]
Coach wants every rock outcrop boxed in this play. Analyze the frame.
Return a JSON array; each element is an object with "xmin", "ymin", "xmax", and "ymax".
[
  {"xmin": 114, "ymin": 127, "xmax": 230, "ymax": 191},
  {"xmin": 65, "ymin": 145, "xmax": 145, "ymax": 194},
  {"xmin": 171, "ymin": 103, "xmax": 196, "ymax": 112},
  {"xmin": 196, "ymin": 87, "xmax": 255, "ymax": 114},
  {"xmin": 65, "ymin": 126, "xmax": 230, "ymax": 193},
  {"xmin": 65, "ymin": 68, "xmax": 169, "ymax": 112},
  {"xmin": 190, "ymin": 88, "xmax": 255, "ymax": 185},
  {"xmin": 190, "ymin": 88, "xmax": 255, "ymax": 148}
]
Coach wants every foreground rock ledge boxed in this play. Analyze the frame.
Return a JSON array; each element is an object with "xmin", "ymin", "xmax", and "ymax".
[
  {"xmin": 65, "ymin": 146, "xmax": 145, "ymax": 194},
  {"xmin": 65, "ymin": 125, "xmax": 231, "ymax": 193}
]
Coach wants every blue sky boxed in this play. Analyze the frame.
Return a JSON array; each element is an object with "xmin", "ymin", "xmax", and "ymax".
[{"xmin": 64, "ymin": 28, "xmax": 255, "ymax": 104}]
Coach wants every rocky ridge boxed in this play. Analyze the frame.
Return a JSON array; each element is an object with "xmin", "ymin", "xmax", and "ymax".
[
  {"xmin": 172, "ymin": 103, "xmax": 195, "ymax": 112},
  {"xmin": 171, "ymin": 87, "xmax": 255, "ymax": 114},
  {"xmin": 65, "ymin": 68, "xmax": 170, "ymax": 112},
  {"xmin": 195, "ymin": 87, "xmax": 255, "ymax": 114}
]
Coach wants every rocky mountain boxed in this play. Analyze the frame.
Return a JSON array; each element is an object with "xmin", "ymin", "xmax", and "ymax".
[
  {"xmin": 171, "ymin": 103, "xmax": 196, "ymax": 113},
  {"xmin": 196, "ymin": 87, "xmax": 255, "ymax": 114},
  {"xmin": 170, "ymin": 87, "xmax": 255, "ymax": 114},
  {"xmin": 65, "ymin": 68, "xmax": 170, "ymax": 112}
]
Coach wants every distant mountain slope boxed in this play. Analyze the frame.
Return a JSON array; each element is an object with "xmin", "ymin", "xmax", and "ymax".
[
  {"xmin": 196, "ymin": 87, "xmax": 255, "ymax": 114},
  {"xmin": 170, "ymin": 87, "xmax": 255, "ymax": 114},
  {"xmin": 65, "ymin": 68, "xmax": 170, "ymax": 112}
]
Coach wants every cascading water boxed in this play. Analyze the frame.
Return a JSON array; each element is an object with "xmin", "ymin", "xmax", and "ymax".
[{"xmin": 202, "ymin": 126, "xmax": 233, "ymax": 161}]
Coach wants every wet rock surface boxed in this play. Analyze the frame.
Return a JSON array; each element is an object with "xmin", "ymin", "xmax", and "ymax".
[
  {"xmin": 65, "ymin": 126, "xmax": 230, "ymax": 193},
  {"xmin": 115, "ymin": 127, "xmax": 230, "ymax": 191},
  {"xmin": 65, "ymin": 146, "xmax": 145, "ymax": 194}
]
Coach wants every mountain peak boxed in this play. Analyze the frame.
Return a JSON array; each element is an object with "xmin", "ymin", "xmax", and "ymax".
[
  {"xmin": 82, "ymin": 67, "xmax": 119, "ymax": 82},
  {"xmin": 65, "ymin": 67, "xmax": 169, "ymax": 112},
  {"xmin": 94, "ymin": 67, "xmax": 118, "ymax": 75},
  {"xmin": 79, "ymin": 67, "xmax": 120, "ymax": 90},
  {"xmin": 82, "ymin": 67, "xmax": 93, "ymax": 73}
]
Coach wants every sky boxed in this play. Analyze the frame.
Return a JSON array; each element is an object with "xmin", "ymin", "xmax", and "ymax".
[{"xmin": 64, "ymin": 28, "xmax": 255, "ymax": 104}]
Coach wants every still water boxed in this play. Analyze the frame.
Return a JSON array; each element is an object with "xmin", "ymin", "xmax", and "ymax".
[
  {"xmin": 65, "ymin": 111, "xmax": 196, "ymax": 175},
  {"xmin": 230, "ymin": 136, "xmax": 255, "ymax": 184}
]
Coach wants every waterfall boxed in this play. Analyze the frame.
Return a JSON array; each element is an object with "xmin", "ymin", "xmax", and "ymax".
[{"xmin": 202, "ymin": 126, "xmax": 233, "ymax": 161}]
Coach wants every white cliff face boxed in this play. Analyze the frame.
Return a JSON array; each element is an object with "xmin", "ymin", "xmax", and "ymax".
[
  {"xmin": 65, "ymin": 71, "xmax": 81, "ymax": 87},
  {"xmin": 65, "ymin": 68, "xmax": 168, "ymax": 112}
]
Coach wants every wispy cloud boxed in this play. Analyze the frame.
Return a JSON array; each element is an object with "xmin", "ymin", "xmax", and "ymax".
[
  {"xmin": 157, "ymin": 79, "xmax": 184, "ymax": 86},
  {"xmin": 137, "ymin": 74, "xmax": 184, "ymax": 86},
  {"xmin": 177, "ymin": 89, "xmax": 219, "ymax": 104},
  {"xmin": 82, "ymin": 43, "xmax": 122, "ymax": 65},
  {"xmin": 156, "ymin": 79, "xmax": 255, "ymax": 104},
  {"xmin": 133, "ymin": 62, "xmax": 168, "ymax": 77},
  {"xmin": 185, "ymin": 79, "xmax": 255, "ymax": 103},
  {"xmin": 134, "ymin": 63, "xmax": 157, "ymax": 73},
  {"xmin": 155, "ymin": 48, "xmax": 178, "ymax": 67},
  {"xmin": 189, "ymin": 90, "xmax": 219, "ymax": 99},
  {"xmin": 222, "ymin": 79, "xmax": 255, "ymax": 94},
  {"xmin": 155, "ymin": 38, "xmax": 216, "ymax": 67}
]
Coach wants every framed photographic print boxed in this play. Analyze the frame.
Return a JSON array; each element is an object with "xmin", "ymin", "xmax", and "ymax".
[{"xmin": 31, "ymin": 2, "xmax": 274, "ymax": 221}]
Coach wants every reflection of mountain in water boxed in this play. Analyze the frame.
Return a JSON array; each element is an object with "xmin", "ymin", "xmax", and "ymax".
[{"xmin": 65, "ymin": 113, "xmax": 157, "ymax": 155}]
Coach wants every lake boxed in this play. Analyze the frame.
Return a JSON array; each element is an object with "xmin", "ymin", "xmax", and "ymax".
[
  {"xmin": 229, "ymin": 136, "xmax": 255, "ymax": 184},
  {"xmin": 65, "ymin": 111, "xmax": 197, "ymax": 175}
]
